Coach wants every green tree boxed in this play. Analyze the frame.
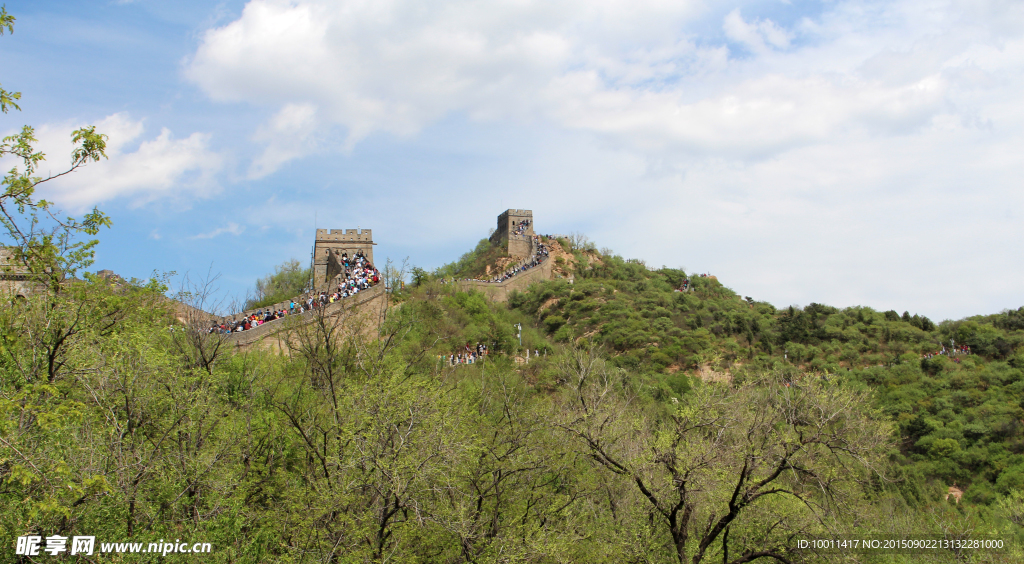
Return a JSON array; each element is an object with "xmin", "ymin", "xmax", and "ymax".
[
  {"xmin": 435, "ymin": 369, "xmax": 586, "ymax": 562},
  {"xmin": 410, "ymin": 266, "xmax": 429, "ymax": 286},
  {"xmin": 0, "ymin": 6, "xmax": 110, "ymax": 290},
  {"xmin": 0, "ymin": 276, "xmax": 174, "ymax": 548},
  {"xmin": 245, "ymin": 258, "xmax": 310, "ymax": 309},
  {"xmin": 558, "ymin": 344, "xmax": 892, "ymax": 564},
  {"xmin": 270, "ymin": 286, "xmax": 470, "ymax": 561},
  {"xmin": 0, "ymin": 7, "xmax": 18, "ymax": 114}
]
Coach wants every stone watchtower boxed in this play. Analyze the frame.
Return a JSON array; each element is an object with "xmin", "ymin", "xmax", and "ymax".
[
  {"xmin": 312, "ymin": 228, "xmax": 376, "ymax": 288},
  {"xmin": 489, "ymin": 209, "xmax": 534, "ymax": 258}
]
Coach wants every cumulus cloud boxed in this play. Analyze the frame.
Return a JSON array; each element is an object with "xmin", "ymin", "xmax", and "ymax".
[
  {"xmin": 248, "ymin": 102, "xmax": 321, "ymax": 179},
  {"xmin": 185, "ymin": 0, "xmax": 712, "ymax": 168},
  {"xmin": 723, "ymin": 9, "xmax": 791, "ymax": 53},
  {"xmin": 183, "ymin": 0, "xmax": 1021, "ymax": 170},
  {"xmin": 4, "ymin": 113, "xmax": 223, "ymax": 210}
]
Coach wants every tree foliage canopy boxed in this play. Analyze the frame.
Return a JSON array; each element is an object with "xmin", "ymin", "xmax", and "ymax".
[
  {"xmin": 0, "ymin": 7, "xmax": 110, "ymax": 288},
  {"xmin": 245, "ymin": 258, "xmax": 310, "ymax": 309}
]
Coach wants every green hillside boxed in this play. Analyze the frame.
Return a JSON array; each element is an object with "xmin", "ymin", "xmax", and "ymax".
[
  {"xmin": 503, "ymin": 251, "xmax": 1024, "ymax": 506},
  {"xmin": 432, "ymin": 239, "xmax": 1024, "ymax": 506}
]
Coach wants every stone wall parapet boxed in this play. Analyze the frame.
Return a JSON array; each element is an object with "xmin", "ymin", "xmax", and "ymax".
[
  {"xmin": 454, "ymin": 235, "xmax": 550, "ymax": 301},
  {"xmin": 315, "ymin": 228, "xmax": 374, "ymax": 242},
  {"xmin": 455, "ymin": 258, "xmax": 551, "ymax": 302},
  {"xmin": 224, "ymin": 284, "xmax": 385, "ymax": 346},
  {"xmin": 218, "ymin": 278, "xmax": 379, "ymax": 328}
]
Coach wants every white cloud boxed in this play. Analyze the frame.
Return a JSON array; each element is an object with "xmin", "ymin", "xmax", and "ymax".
[
  {"xmin": 185, "ymin": 0, "xmax": 711, "ymax": 169},
  {"xmin": 3, "ymin": 113, "xmax": 223, "ymax": 210},
  {"xmin": 248, "ymin": 102, "xmax": 321, "ymax": 179},
  {"xmin": 723, "ymin": 9, "xmax": 791, "ymax": 53},
  {"xmin": 183, "ymin": 0, "xmax": 1024, "ymax": 170},
  {"xmin": 191, "ymin": 222, "xmax": 245, "ymax": 239}
]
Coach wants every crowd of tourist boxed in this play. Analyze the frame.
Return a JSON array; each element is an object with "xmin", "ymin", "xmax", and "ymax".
[
  {"xmin": 318, "ymin": 251, "xmax": 379, "ymax": 301},
  {"xmin": 923, "ymin": 343, "xmax": 971, "ymax": 361},
  {"xmin": 440, "ymin": 237, "xmax": 549, "ymax": 286},
  {"xmin": 488, "ymin": 242, "xmax": 548, "ymax": 283},
  {"xmin": 210, "ymin": 250, "xmax": 381, "ymax": 335},
  {"xmin": 210, "ymin": 306, "xmax": 299, "ymax": 334},
  {"xmin": 441, "ymin": 343, "xmax": 489, "ymax": 366},
  {"xmin": 440, "ymin": 344, "xmax": 549, "ymax": 368},
  {"xmin": 511, "ymin": 219, "xmax": 531, "ymax": 237}
]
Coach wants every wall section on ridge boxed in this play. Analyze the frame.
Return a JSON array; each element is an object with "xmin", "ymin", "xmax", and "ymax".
[
  {"xmin": 457, "ymin": 258, "xmax": 552, "ymax": 302},
  {"xmin": 225, "ymin": 284, "xmax": 387, "ymax": 350}
]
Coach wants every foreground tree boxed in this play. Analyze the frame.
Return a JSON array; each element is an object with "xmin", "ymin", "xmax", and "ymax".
[
  {"xmin": 434, "ymin": 369, "xmax": 589, "ymax": 562},
  {"xmin": 0, "ymin": 277, "xmax": 174, "ymax": 544},
  {"xmin": 0, "ymin": 6, "xmax": 110, "ymax": 290},
  {"xmin": 270, "ymin": 283, "xmax": 470, "ymax": 561},
  {"xmin": 558, "ymin": 345, "xmax": 892, "ymax": 563}
]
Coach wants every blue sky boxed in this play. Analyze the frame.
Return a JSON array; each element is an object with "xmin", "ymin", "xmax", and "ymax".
[{"xmin": 3, "ymin": 0, "xmax": 1023, "ymax": 319}]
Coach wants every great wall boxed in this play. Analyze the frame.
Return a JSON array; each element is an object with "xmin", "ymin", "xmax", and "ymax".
[
  {"xmin": 214, "ymin": 209, "xmax": 554, "ymax": 349},
  {"xmin": 0, "ymin": 209, "xmax": 559, "ymax": 351}
]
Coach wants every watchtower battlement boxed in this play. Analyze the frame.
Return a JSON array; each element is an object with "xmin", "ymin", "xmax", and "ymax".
[
  {"xmin": 315, "ymin": 228, "xmax": 374, "ymax": 242},
  {"xmin": 313, "ymin": 228, "xmax": 376, "ymax": 288},
  {"xmin": 489, "ymin": 209, "xmax": 534, "ymax": 258}
]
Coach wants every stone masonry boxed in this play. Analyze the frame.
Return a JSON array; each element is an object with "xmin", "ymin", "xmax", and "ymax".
[
  {"xmin": 0, "ymin": 248, "xmax": 39, "ymax": 298},
  {"xmin": 313, "ymin": 228, "xmax": 376, "ymax": 288},
  {"xmin": 225, "ymin": 283, "xmax": 387, "ymax": 349},
  {"xmin": 458, "ymin": 258, "xmax": 553, "ymax": 302},
  {"xmin": 489, "ymin": 209, "xmax": 533, "ymax": 259}
]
